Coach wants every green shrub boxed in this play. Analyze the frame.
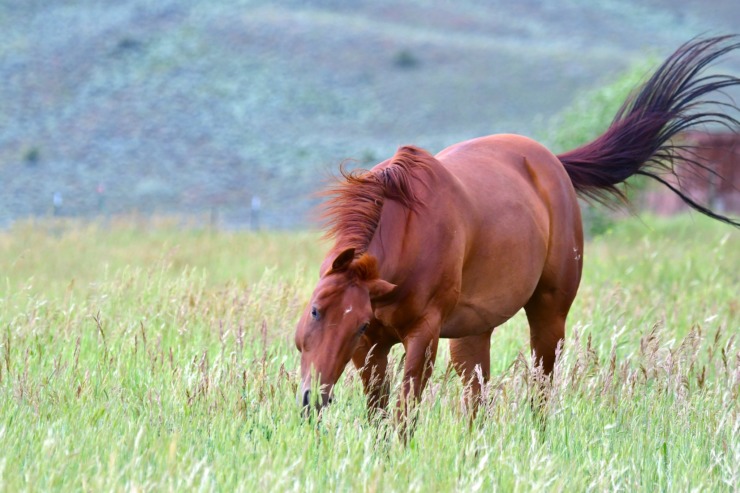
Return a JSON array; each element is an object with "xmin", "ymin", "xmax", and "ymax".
[
  {"xmin": 393, "ymin": 49, "xmax": 419, "ymax": 69},
  {"xmin": 23, "ymin": 146, "xmax": 41, "ymax": 166},
  {"xmin": 546, "ymin": 61, "xmax": 657, "ymax": 236}
]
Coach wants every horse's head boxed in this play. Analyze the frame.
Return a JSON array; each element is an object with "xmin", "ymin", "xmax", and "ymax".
[{"xmin": 295, "ymin": 247, "xmax": 395, "ymax": 415}]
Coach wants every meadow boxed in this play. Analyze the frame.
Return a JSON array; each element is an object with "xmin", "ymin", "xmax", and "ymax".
[{"xmin": 0, "ymin": 214, "xmax": 738, "ymax": 491}]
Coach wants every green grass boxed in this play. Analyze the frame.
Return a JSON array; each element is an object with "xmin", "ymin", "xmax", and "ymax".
[{"xmin": 1, "ymin": 214, "xmax": 738, "ymax": 491}]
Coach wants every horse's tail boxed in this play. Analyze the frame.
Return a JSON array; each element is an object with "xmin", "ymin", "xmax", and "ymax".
[{"xmin": 557, "ymin": 35, "xmax": 740, "ymax": 227}]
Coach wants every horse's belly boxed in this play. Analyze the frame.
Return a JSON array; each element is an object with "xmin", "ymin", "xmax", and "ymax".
[
  {"xmin": 440, "ymin": 298, "xmax": 519, "ymax": 338},
  {"xmin": 440, "ymin": 274, "xmax": 539, "ymax": 338}
]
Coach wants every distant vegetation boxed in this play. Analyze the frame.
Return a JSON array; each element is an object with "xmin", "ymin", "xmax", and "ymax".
[
  {"xmin": 2, "ymin": 1, "xmax": 737, "ymax": 227},
  {"xmin": 392, "ymin": 49, "xmax": 421, "ymax": 69},
  {"xmin": 546, "ymin": 62, "xmax": 655, "ymax": 153},
  {"xmin": 545, "ymin": 61, "xmax": 665, "ymax": 237}
]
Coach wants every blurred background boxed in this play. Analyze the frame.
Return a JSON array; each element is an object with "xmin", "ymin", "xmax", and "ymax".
[{"xmin": 1, "ymin": 0, "xmax": 739, "ymax": 230}]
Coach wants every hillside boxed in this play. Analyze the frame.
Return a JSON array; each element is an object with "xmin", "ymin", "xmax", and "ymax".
[{"xmin": 1, "ymin": 0, "xmax": 739, "ymax": 227}]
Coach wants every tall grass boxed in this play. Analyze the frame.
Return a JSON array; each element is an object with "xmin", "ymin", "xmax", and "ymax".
[{"xmin": 0, "ymin": 214, "xmax": 738, "ymax": 491}]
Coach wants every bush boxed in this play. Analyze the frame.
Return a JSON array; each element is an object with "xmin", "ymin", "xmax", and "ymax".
[
  {"xmin": 547, "ymin": 61, "xmax": 655, "ymax": 153},
  {"xmin": 23, "ymin": 146, "xmax": 41, "ymax": 166},
  {"xmin": 546, "ymin": 60, "xmax": 657, "ymax": 236},
  {"xmin": 393, "ymin": 49, "xmax": 419, "ymax": 69}
]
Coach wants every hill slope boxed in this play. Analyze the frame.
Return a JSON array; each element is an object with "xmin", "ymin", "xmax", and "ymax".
[{"xmin": 1, "ymin": 0, "xmax": 738, "ymax": 227}]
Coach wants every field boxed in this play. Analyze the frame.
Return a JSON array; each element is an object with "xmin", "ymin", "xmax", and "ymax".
[{"xmin": 0, "ymin": 214, "xmax": 738, "ymax": 491}]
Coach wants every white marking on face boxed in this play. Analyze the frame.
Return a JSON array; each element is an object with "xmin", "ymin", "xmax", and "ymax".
[{"xmin": 344, "ymin": 306, "xmax": 353, "ymax": 315}]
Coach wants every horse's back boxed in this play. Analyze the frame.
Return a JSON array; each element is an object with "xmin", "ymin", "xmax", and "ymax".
[
  {"xmin": 434, "ymin": 134, "xmax": 583, "ymax": 337},
  {"xmin": 437, "ymin": 134, "xmax": 580, "ymax": 234},
  {"xmin": 438, "ymin": 134, "xmax": 574, "ymax": 196}
]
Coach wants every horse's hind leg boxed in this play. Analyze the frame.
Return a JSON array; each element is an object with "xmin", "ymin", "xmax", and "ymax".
[
  {"xmin": 523, "ymin": 287, "xmax": 576, "ymax": 427},
  {"xmin": 524, "ymin": 265, "xmax": 581, "ymax": 376},
  {"xmin": 523, "ymin": 293, "xmax": 567, "ymax": 376},
  {"xmin": 524, "ymin": 236, "xmax": 582, "ymax": 376},
  {"xmin": 450, "ymin": 330, "xmax": 492, "ymax": 415}
]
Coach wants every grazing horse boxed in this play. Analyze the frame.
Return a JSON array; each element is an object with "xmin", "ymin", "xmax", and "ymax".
[{"xmin": 294, "ymin": 36, "xmax": 740, "ymax": 416}]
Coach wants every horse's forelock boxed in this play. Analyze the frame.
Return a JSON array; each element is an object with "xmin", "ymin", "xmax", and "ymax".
[{"xmin": 350, "ymin": 253, "xmax": 380, "ymax": 281}]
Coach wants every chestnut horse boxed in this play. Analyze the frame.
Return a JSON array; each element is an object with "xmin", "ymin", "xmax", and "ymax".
[{"xmin": 295, "ymin": 36, "xmax": 740, "ymax": 416}]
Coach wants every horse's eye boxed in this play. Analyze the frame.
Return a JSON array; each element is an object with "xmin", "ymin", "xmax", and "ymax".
[
  {"xmin": 359, "ymin": 322, "xmax": 369, "ymax": 334},
  {"xmin": 310, "ymin": 306, "xmax": 320, "ymax": 321}
]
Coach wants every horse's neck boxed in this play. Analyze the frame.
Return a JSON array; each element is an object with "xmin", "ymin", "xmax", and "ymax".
[{"xmin": 367, "ymin": 161, "xmax": 453, "ymax": 283}]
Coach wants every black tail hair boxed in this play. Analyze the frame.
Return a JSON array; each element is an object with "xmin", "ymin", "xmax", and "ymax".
[{"xmin": 558, "ymin": 35, "xmax": 740, "ymax": 227}]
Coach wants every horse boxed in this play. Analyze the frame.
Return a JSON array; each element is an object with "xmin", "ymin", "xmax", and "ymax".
[{"xmin": 294, "ymin": 35, "xmax": 740, "ymax": 417}]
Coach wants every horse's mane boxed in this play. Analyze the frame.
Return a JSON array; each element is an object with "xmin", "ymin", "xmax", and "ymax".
[{"xmin": 321, "ymin": 145, "xmax": 433, "ymax": 254}]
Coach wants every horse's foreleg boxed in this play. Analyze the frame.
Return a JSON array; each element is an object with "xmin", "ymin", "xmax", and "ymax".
[
  {"xmin": 398, "ymin": 314, "xmax": 441, "ymax": 417},
  {"xmin": 450, "ymin": 330, "xmax": 492, "ymax": 416},
  {"xmin": 352, "ymin": 338, "xmax": 392, "ymax": 420}
]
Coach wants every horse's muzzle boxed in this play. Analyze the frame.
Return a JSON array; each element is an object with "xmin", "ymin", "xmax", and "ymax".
[{"xmin": 299, "ymin": 387, "xmax": 333, "ymax": 418}]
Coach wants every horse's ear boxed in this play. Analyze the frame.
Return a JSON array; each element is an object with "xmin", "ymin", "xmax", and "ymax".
[
  {"xmin": 367, "ymin": 279, "xmax": 396, "ymax": 300},
  {"xmin": 331, "ymin": 248, "xmax": 356, "ymax": 272}
]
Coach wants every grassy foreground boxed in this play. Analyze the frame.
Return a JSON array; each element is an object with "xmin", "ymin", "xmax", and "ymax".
[{"xmin": 0, "ymin": 214, "xmax": 738, "ymax": 491}]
